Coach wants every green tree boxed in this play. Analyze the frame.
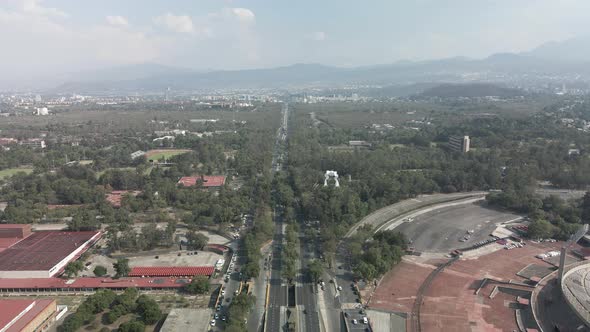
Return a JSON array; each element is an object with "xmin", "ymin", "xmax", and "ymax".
[
  {"xmin": 93, "ymin": 265, "xmax": 107, "ymax": 277},
  {"xmin": 183, "ymin": 276, "xmax": 210, "ymax": 294},
  {"xmin": 186, "ymin": 231, "xmax": 208, "ymax": 250},
  {"xmin": 528, "ymin": 219, "xmax": 556, "ymax": 239},
  {"xmin": 135, "ymin": 295, "xmax": 162, "ymax": 325},
  {"xmin": 307, "ymin": 260, "xmax": 323, "ymax": 283},
  {"xmin": 118, "ymin": 321, "xmax": 145, "ymax": 332},
  {"xmin": 113, "ymin": 258, "xmax": 130, "ymax": 278},
  {"xmin": 64, "ymin": 260, "xmax": 84, "ymax": 278}
]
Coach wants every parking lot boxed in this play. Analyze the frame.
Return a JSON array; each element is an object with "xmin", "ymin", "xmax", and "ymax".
[{"xmin": 395, "ymin": 202, "xmax": 521, "ymax": 253}]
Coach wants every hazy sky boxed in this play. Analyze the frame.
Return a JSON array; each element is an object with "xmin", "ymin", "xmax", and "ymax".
[{"xmin": 1, "ymin": 0, "xmax": 590, "ymax": 79}]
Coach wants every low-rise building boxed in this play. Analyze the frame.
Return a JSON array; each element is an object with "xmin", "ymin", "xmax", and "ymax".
[
  {"xmin": 160, "ymin": 309, "xmax": 212, "ymax": 332},
  {"xmin": 0, "ymin": 299, "xmax": 60, "ymax": 332},
  {"xmin": 0, "ymin": 227, "xmax": 101, "ymax": 278},
  {"xmin": 19, "ymin": 139, "xmax": 46, "ymax": 149}
]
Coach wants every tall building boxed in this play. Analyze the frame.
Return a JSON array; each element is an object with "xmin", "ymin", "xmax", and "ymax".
[{"xmin": 449, "ymin": 136, "xmax": 470, "ymax": 153}]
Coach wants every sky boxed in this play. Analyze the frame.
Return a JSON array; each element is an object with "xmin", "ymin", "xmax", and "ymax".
[{"xmin": 1, "ymin": 0, "xmax": 590, "ymax": 80}]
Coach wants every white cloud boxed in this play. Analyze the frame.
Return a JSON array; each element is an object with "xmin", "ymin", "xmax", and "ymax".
[
  {"xmin": 106, "ymin": 15, "xmax": 128, "ymax": 27},
  {"xmin": 0, "ymin": 5, "xmax": 161, "ymax": 79},
  {"xmin": 311, "ymin": 31, "xmax": 326, "ymax": 41},
  {"xmin": 20, "ymin": 0, "xmax": 67, "ymax": 18},
  {"xmin": 229, "ymin": 8, "xmax": 255, "ymax": 24},
  {"xmin": 154, "ymin": 13, "xmax": 194, "ymax": 33}
]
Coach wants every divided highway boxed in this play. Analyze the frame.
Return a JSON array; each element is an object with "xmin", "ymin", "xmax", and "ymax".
[{"xmin": 264, "ymin": 103, "xmax": 291, "ymax": 332}]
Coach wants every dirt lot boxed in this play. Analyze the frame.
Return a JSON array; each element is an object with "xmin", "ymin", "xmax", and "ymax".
[{"xmin": 369, "ymin": 241, "xmax": 564, "ymax": 332}]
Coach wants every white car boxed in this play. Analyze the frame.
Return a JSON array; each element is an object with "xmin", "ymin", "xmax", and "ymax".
[
  {"xmin": 221, "ymin": 290, "xmax": 225, "ymax": 296},
  {"xmin": 210, "ymin": 320, "xmax": 216, "ymax": 326},
  {"xmin": 352, "ymin": 319, "xmax": 358, "ymax": 325},
  {"xmin": 363, "ymin": 317, "xmax": 368, "ymax": 324},
  {"xmin": 337, "ymin": 286, "xmax": 343, "ymax": 291}
]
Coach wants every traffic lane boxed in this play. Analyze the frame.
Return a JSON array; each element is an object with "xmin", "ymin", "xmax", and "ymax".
[
  {"xmin": 318, "ymin": 270, "xmax": 343, "ymax": 331},
  {"xmin": 334, "ymin": 259, "xmax": 360, "ymax": 304},
  {"xmin": 299, "ymin": 238, "xmax": 321, "ymax": 332},
  {"xmin": 298, "ymin": 284, "xmax": 320, "ymax": 332},
  {"xmin": 343, "ymin": 309, "xmax": 371, "ymax": 332}
]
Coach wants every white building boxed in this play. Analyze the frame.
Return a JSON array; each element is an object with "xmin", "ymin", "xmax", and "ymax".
[{"xmin": 35, "ymin": 107, "xmax": 49, "ymax": 116}]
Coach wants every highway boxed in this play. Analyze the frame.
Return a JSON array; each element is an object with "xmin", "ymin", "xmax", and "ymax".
[
  {"xmin": 263, "ymin": 103, "xmax": 290, "ymax": 332},
  {"xmin": 296, "ymin": 228, "xmax": 321, "ymax": 332},
  {"xmin": 265, "ymin": 218, "xmax": 287, "ymax": 332}
]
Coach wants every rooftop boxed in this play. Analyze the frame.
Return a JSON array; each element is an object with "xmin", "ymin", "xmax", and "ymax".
[
  {"xmin": 0, "ymin": 231, "xmax": 100, "ymax": 271},
  {"xmin": 178, "ymin": 176, "xmax": 226, "ymax": 188},
  {"xmin": 0, "ymin": 224, "xmax": 30, "ymax": 229},
  {"xmin": 0, "ymin": 277, "xmax": 190, "ymax": 290},
  {"xmin": 160, "ymin": 309, "xmax": 211, "ymax": 332},
  {"xmin": 129, "ymin": 266, "xmax": 215, "ymax": 277},
  {"xmin": 2, "ymin": 299, "xmax": 56, "ymax": 332},
  {"xmin": 0, "ymin": 299, "xmax": 33, "ymax": 330},
  {"xmin": 105, "ymin": 191, "xmax": 141, "ymax": 207}
]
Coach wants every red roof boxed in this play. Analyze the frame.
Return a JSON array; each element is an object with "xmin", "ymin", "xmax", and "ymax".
[
  {"xmin": 0, "ymin": 277, "xmax": 190, "ymax": 290},
  {"xmin": 105, "ymin": 191, "xmax": 141, "ymax": 207},
  {"xmin": 3, "ymin": 299, "xmax": 55, "ymax": 332},
  {"xmin": 0, "ymin": 299, "xmax": 33, "ymax": 330},
  {"xmin": 0, "ymin": 231, "xmax": 101, "ymax": 272},
  {"xmin": 129, "ymin": 266, "xmax": 215, "ymax": 277},
  {"xmin": 0, "ymin": 238, "xmax": 22, "ymax": 253},
  {"xmin": 0, "ymin": 138, "xmax": 17, "ymax": 146},
  {"xmin": 0, "ymin": 224, "xmax": 30, "ymax": 229},
  {"xmin": 178, "ymin": 176, "xmax": 226, "ymax": 188}
]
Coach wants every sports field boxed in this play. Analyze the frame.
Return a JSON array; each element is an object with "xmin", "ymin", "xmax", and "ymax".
[
  {"xmin": 0, "ymin": 167, "xmax": 34, "ymax": 179},
  {"xmin": 145, "ymin": 149, "xmax": 192, "ymax": 161}
]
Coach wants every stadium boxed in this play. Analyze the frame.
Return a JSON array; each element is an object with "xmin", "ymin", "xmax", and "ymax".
[
  {"xmin": 562, "ymin": 262, "xmax": 590, "ymax": 325},
  {"xmin": 531, "ymin": 225, "xmax": 590, "ymax": 331}
]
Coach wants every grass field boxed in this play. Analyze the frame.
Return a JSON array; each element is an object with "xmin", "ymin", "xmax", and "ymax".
[
  {"xmin": 145, "ymin": 149, "xmax": 192, "ymax": 161},
  {"xmin": 0, "ymin": 167, "xmax": 34, "ymax": 179}
]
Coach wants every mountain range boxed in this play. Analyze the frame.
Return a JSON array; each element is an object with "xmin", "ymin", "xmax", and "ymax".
[{"xmin": 46, "ymin": 36, "xmax": 590, "ymax": 94}]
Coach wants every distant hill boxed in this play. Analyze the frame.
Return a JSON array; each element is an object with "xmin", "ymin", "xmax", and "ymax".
[
  {"xmin": 420, "ymin": 83, "xmax": 524, "ymax": 98},
  {"xmin": 50, "ymin": 49, "xmax": 590, "ymax": 94},
  {"xmin": 526, "ymin": 36, "xmax": 590, "ymax": 62}
]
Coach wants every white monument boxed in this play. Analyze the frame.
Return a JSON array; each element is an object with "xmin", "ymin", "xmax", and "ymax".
[{"xmin": 324, "ymin": 170, "xmax": 340, "ymax": 187}]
